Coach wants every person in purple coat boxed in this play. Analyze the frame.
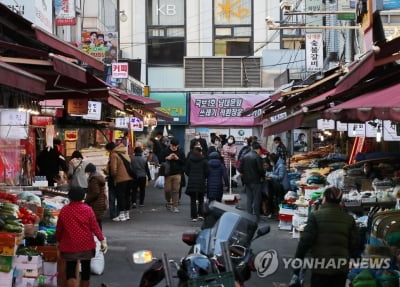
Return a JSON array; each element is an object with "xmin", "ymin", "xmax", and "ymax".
[{"xmin": 206, "ymin": 152, "xmax": 229, "ymax": 202}]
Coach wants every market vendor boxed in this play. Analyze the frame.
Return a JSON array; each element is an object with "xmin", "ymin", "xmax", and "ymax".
[{"xmin": 363, "ymin": 162, "xmax": 382, "ymax": 180}]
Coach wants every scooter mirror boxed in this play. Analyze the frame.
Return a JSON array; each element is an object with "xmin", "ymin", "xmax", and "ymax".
[
  {"xmin": 256, "ymin": 225, "xmax": 270, "ymax": 237},
  {"xmin": 133, "ymin": 250, "xmax": 153, "ymax": 264}
]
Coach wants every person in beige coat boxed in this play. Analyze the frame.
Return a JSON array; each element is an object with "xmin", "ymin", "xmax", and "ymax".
[{"xmin": 106, "ymin": 142, "xmax": 134, "ymax": 222}]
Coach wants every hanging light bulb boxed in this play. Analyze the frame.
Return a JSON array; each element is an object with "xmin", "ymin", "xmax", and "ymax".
[
  {"xmin": 376, "ymin": 125, "xmax": 382, "ymax": 142},
  {"xmin": 168, "ymin": 124, "xmax": 171, "ymax": 130},
  {"xmin": 320, "ymin": 134, "xmax": 324, "ymax": 142}
]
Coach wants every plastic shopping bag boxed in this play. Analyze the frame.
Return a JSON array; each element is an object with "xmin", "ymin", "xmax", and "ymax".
[
  {"xmin": 154, "ymin": 176, "xmax": 165, "ymax": 189},
  {"xmin": 91, "ymin": 237, "xmax": 105, "ymax": 275}
]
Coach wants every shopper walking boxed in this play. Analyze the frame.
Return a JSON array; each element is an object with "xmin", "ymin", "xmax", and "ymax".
[
  {"xmin": 68, "ymin": 150, "xmax": 88, "ymax": 190},
  {"xmin": 106, "ymin": 141, "xmax": 134, "ymax": 222},
  {"xmin": 160, "ymin": 138, "xmax": 186, "ymax": 213},
  {"xmin": 238, "ymin": 142, "xmax": 265, "ymax": 221},
  {"xmin": 84, "ymin": 163, "xmax": 106, "ymax": 229},
  {"xmin": 103, "ymin": 144, "xmax": 118, "ymax": 220},
  {"xmin": 207, "ymin": 151, "xmax": 229, "ymax": 202},
  {"xmin": 56, "ymin": 186, "xmax": 107, "ymax": 287},
  {"xmin": 185, "ymin": 146, "xmax": 208, "ymax": 221},
  {"xmin": 131, "ymin": 147, "xmax": 152, "ymax": 208},
  {"xmin": 290, "ymin": 187, "xmax": 360, "ymax": 287}
]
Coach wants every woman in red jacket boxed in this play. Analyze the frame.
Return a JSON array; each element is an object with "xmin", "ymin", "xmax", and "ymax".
[{"xmin": 56, "ymin": 186, "xmax": 107, "ymax": 287}]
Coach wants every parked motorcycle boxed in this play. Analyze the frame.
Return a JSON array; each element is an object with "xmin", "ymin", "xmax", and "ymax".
[
  {"xmin": 133, "ymin": 201, "xmax": 270, "ymax": 287},
  {"xmin": 180, "ymin": 201, "xmax": 270, "ymax": 286}
]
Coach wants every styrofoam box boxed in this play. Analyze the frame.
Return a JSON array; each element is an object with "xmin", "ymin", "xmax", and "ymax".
[
  {"xmin": 279, "ymin": 220, "xmax": 292, "ymax": 231},
  {"xmin": 42, "ymin": 261, "xmax": 57, "ymax": 286},
  {"xmin": 292, "ymin": 213, "xmax": 308, "ymax": 228},
  {"xmin": 0, "ymin": 269, "xmax": 13, "ymax": 286},
  {"xmin": 14, "ymin": 276, "xmax": 38, "ymax": 287},
  {"xmin": 279, "ymin": 207, "xmax": 296, "ymax": 216}
]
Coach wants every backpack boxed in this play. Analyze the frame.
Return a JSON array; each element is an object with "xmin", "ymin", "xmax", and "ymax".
[{"xmin": 116, "ymin": 153, "xmax": 137, "ymax": 180}]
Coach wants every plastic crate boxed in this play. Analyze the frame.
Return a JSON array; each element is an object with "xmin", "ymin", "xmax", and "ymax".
[{"xmin": 187, "ymin": 272, "xmax": 235, "ymax": 287}]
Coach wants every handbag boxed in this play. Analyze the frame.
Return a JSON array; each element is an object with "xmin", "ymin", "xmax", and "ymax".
[{"xmin": 116, "ymin": 153, "xmax": 137, "ymax": 179}]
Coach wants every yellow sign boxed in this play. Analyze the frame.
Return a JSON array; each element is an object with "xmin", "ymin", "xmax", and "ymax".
[{"xmin": 217, "ymin": 0, "xmax": 250, "ymax": 21}]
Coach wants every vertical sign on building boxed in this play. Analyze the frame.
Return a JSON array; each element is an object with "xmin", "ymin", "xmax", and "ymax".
[
  {"xmin": 305, "ymin": 0, "xmax": 325, "ymax": 28},
  {"xmin": 306, "ymin": 33, "xmax": 323, "ymax": 72},
  {"xmin": 54, "ymin": 0, "xmax": 76, "ymax": 26}
]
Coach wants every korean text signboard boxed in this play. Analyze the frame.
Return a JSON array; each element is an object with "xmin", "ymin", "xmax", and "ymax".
[
  {"xmin": 190, "ymin": 94, "xmax": 267, "ymax": 126},
  {"xmin": 112, "ymin": 62, "xmax": 129, "ymax": 78},
  {"xmin": 306, "ymin": 33, "xmax": 323, "ymax": 72}
]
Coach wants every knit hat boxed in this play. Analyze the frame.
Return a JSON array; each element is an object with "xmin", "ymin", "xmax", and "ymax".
[
  {"xmin": 84, "ymin": 163, "xmax": 96, "ymax": 173},
  {"xmin": 324, "ymin": 186, "xmax": 343, "ymax": 203},
  {"xmin": 68, "ymin": 186, "xmax": 86, "ymax": 202}
]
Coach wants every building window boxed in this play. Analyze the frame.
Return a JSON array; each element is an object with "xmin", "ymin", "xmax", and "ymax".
[
  {"xmin": 213, "ymin": 0, "xmax": 253, "ymax": 56},
  {"xmin": 147, "ymin": 0, "xmax": 185, "ymax": 66}
]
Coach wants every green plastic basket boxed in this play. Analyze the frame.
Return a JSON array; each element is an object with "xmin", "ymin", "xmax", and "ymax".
[{"xmin": 187, "ymin": 271, "xmax": 236, "ymax": 287}]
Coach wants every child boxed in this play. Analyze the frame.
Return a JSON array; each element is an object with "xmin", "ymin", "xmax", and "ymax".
[{"xmin": 207, "ymin": 152, "xmax": 229, "ymax": 202}]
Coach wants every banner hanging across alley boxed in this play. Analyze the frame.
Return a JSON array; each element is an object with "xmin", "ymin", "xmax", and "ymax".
[{"xmin": 190, "ymin": 94, "xmax": 268, "ymax": 126}]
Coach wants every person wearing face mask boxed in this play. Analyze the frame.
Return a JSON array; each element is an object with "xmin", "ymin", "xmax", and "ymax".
[
  {"xmin": 207, "ymin": 135, "xmax": 222, "ymax": 158},
  {"xmin": 190, "ymin": 132, "xmax": 208, "ymax": 155},
  {"xmin": 160, "ymin": 138, "xmax": 186, "ymax": 212},
  {"xmin": 221, "ymin": 135, "xmax": 238, "ymax": 178},
  {"xmin": 273, "ymin": 136, "xmax": 288, "ymax": 163},
  {"xmin": 84, "ymin": 163, "xmax": 107, "ymax": 229}
]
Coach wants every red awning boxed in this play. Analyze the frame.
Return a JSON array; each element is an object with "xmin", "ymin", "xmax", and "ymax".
[
  {"xmin": 0, "ymin": 60, "xmax": 46, "ymax": 95},
  {"xmin": 147, "ymin": 107, "xmax": 174, "ymax": 121},
  {"xmin": 49, "ymin": 53, "xmax": 87, "ymax": 83},
  {"xmin": 335, "ymin": 50, "xmax": 376, "ymax": 93},
  {"xmin": 323, "ymin": 82, "xmax": 400, "ymax": 122},
  {"xmin": 263, "ymin": 112, "xmax": 304, "ymax": 136},
  {"xmin": 301, "ymin": 88, "xmax": 337, "ymax": 109},
  {"xmin": 32, "ymin": 25, "xmax": 104, "ymax": 72},
  {"xmin": 107, "ymin": 94, "xmax": 125, "ymax": 110},
  {"xmin": 111, "ymin": 88, "xmax": 161, "ymax": 108}
]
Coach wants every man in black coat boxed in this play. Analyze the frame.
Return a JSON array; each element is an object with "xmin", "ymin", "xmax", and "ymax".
[
  {"xmin": 190, "ymin": 132, "xmax": 208, "ymax": 155},
  {"xmin": 238, "ymin": 142, "xmax": 265, "ymax": 221},
  {"xmin": 160, "ymin": 138, "xmax": 186, "ymax": 213},
  {"xmin": 185, "ymin": 146, "xmax": 208, "ymax": 221}
]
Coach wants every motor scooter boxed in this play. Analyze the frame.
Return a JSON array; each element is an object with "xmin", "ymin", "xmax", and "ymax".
[{"xmin": 133, "ymin": 201, "xmax": 270, "ymax": 287}]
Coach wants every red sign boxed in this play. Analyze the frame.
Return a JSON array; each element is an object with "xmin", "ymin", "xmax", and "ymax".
[
  {"xmin": 112, "ymin": 63, "xmax": 129, "ymax": 79},
  {"xmin": 31, "ymin": 116, "xmax": 53, "ymax": 126}
]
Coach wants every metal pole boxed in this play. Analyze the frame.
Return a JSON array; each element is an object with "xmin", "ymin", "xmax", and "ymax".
[
  {"xmin": 162, "ymin": 252, "xmax": 174, "ymax": 287},
  {"xmin": 220, "ymin": 241, "xmax": 234, "ymax": 273}
]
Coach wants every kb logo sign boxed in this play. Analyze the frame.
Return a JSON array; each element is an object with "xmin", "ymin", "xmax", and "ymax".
[{"xmin": 156, "ymin": 4, "xmax": 177, "ymax": 16}]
